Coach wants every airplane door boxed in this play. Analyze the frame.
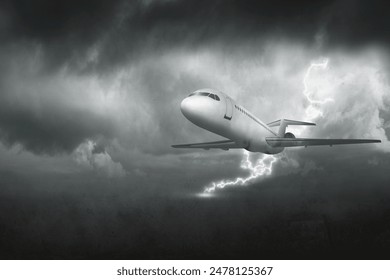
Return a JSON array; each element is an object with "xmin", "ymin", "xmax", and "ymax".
[{"xmin": 224, "ymin": 97, "xmax": 233, "ymax": 120}]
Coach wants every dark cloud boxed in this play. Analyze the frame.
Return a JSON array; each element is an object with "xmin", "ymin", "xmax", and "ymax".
[
  {"xmin": 0, "ymin": 0, "xmax": 388, "ymax": 107},
  {"xmin": 1, "ymin": 151, "xmax": 390, "ymax": 259},
  {"xmin": 2, "ymin": 0, "xmax": 328, "ymax": 43},
  {"xmin": 0, "ymin": 0, "xmax": 390, "ymax": 260},
  {"xmin": 0, "ymin": 102, "xmax": 116, "ymax": 154},
  {"xmin": 2, "ymin": 0, "xmax": 117, "ymax": 40},
  {"xmin": 0, "ymin": 0, "xmax": 120, "ymax": 69},
  {"xmin": 324, "ymin": 0, "xmax": 390, "ymax": 48},
  {"xmin": 5, "ymin": 0, "xmax": 388, "ymax": 72},
  {"xmin": 1, "ymin": 0, "xmax": 389, "ymax": 70}
]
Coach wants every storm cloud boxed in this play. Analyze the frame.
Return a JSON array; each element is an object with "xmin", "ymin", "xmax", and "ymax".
[{"xmin": 0, "ymin": 0, "xmax": 390, "ymax": 259}]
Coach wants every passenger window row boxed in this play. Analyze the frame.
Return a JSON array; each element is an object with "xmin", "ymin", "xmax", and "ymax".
[
  {"xmin": 235, "ymin": 104, "xmax": 260, "ymax": 124},
  {"xmin": 234, "ymin": 104, "xmax": 277, "ymax": 135}
]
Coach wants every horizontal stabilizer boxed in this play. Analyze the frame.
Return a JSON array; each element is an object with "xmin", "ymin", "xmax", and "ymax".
[
  {"xmin": 172, "ymin": 139, "xmax": 244, "ymax": 150},
  {"xmin": 266, "ymin": 137, "xmax": 381, "ymax": 148},
  {"xmin": 267, "ymin": 119, "xmax": 316, "ymax": 127}
]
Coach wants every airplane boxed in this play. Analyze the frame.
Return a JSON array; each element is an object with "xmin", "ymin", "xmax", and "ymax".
[{"xmin": 172, "ymin": 88, "xmax": 381, "ymax": 154}]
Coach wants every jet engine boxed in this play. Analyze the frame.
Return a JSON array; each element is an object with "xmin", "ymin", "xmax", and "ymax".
[{"xmin": 284, "ymin": 132, "xmax": 295, "ymax": 138}]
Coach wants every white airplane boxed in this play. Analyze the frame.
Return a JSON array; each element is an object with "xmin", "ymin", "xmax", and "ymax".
[{"xmin": 172, "ymin": 89, "xmax": 381, "ymax": 154}]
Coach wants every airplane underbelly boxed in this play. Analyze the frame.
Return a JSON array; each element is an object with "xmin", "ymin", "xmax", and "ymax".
[{"xmin": 237, "ymin": 119, "xmax": 284, "ymax": 154}]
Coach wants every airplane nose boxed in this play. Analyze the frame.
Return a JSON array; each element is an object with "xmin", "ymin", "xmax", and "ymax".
[
  {"xmin": 180, "ymin": 97, "xmax": 204, "ymax": 123},
  {"xmin": 180, "ymin": 95, "xmax": 213, "ymax": 127},
  {"xmin": 180, "ymin": 97, "xmax": 188, "ymax": 113},
  {"xmin": 180, "ymin": 97, "xmax": 191, "ymax": 116}
]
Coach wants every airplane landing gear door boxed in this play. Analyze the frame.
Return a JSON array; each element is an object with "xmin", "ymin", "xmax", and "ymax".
[{"xmin": 224, "ymin": 97, "xmax": 233, "ymax": 120}]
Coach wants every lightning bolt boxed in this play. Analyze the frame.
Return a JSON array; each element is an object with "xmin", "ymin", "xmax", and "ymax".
[
  {"xmin": 203, "ymin": 58, "xmax": 330, "ymax": 194},
  {"xmin": 303, "ymin": 58, "xmax": 333, "ymax": 119},
  {"xmin": 204, "ymin": 151, "xmax": 277, "ymax": 192}
]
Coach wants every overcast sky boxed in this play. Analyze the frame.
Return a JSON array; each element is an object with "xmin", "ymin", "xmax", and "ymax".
[{"xmin": 1, "ymin": 0, "xmax": 390, "ymax": 259}]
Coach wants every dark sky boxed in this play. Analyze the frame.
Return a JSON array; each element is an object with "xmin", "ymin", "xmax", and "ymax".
[{"xmin": 0, "ymin": 0, "xmax": 390, "ymax": 259}]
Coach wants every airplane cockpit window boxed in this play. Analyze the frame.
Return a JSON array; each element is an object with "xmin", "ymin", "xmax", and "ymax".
[
  {"xmin": 188, "ymin": 92, "xmax": 220, "ymax": 101},
  {"xmin": 189, "ymin": 92, "xmax": 209, "ymax": 97},
  {"xmin": 208, "ymin": 93, "xmax": 221, "ymax": 101}
]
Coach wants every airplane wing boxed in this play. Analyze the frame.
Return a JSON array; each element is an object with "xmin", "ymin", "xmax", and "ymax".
[
  {"xmin": 266, "ymin": 137, "xmax": 381, "ymax": 148},
  {"xmin": 172, "ymin": 139, "xmax": 244, "ymax": 150}
]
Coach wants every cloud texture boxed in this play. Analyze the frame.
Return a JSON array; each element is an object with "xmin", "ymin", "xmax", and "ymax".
[{"xmin": 0, "ymin": 0, "xmax": 390, "ymax": 259}]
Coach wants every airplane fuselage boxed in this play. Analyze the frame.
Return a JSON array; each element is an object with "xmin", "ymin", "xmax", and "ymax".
[{"xmin": 180, "ymin": 88, "xmax": 284, "ymax": 154}]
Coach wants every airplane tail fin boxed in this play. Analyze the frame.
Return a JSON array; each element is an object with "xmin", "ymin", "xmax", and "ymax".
[{"xmin": 267, "ymin": 119, "xmax": 316, "ymax": 137}]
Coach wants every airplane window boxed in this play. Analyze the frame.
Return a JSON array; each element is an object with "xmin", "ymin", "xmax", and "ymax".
[
  {"xmin": 209, "ymin": 93, "xmax": 215, "ymax": 99},
  {"xmin": 210, "ymin": 94, "xmax": 220, "ymax": 101}
]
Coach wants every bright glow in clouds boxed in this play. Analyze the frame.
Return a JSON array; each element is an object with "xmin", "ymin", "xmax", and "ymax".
[
  {"xmin": 303, "ymin": 58, "xmax": 334, "ymax": 119},
  {"xmin": 204, "ymin": 58, "xmax": 331, "ymax": 193}
]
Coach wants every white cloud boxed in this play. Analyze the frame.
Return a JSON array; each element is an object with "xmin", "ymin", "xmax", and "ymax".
[{"xmin": 74, "ymin": 140, "xmax": 126, "ymax": 178}]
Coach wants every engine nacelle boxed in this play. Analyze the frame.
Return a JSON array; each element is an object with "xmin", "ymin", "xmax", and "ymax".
[{"xmin": 284, "ymin": 132, "xmax": 295, "ymax": 138}]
